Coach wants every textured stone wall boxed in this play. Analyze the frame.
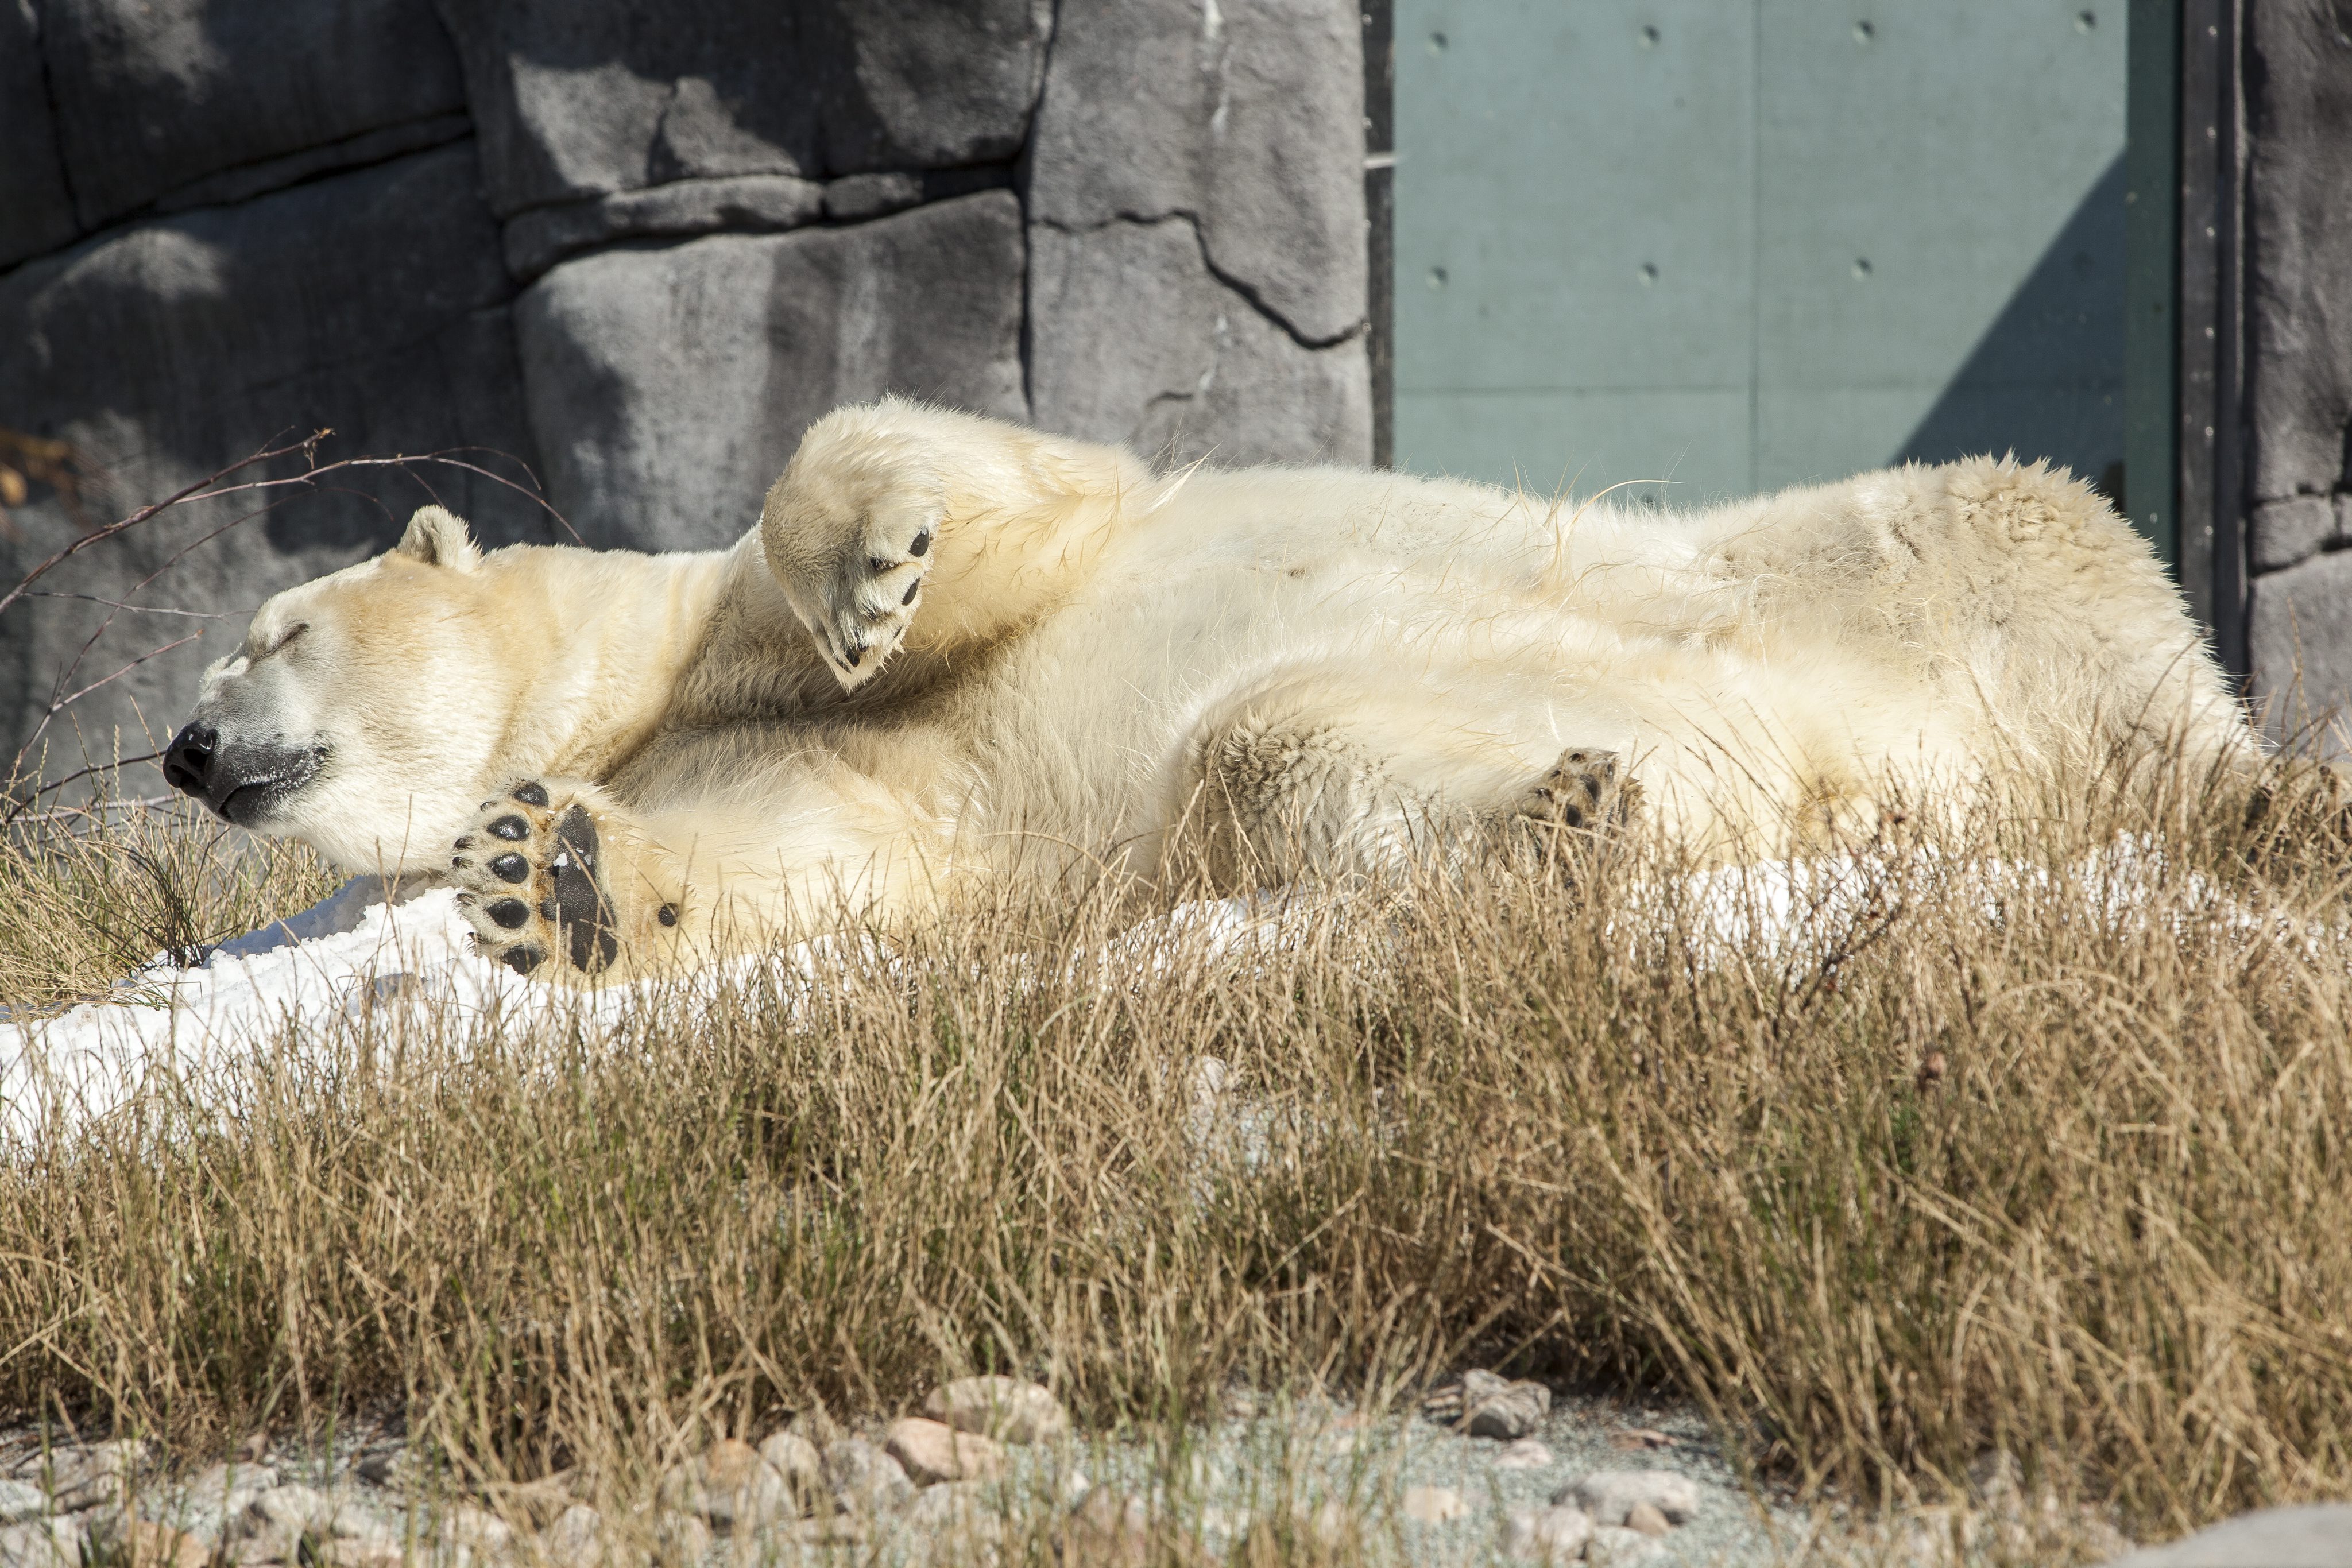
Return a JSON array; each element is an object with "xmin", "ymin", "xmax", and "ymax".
[
  {"xmin": 0, "ymin": 0, "xmax": 1371, "ymax": 772},
  {"xmin": 2240, "ymin": 4, "xmax": 2352, "ymax": 738}
]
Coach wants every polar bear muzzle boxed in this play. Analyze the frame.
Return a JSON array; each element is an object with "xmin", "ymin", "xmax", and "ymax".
[{"xmin": 161, "ymin": 719, "xmax": 328, "ymax": 828}]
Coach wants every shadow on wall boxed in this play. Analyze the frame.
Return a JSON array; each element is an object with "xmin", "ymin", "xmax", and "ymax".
[{"xmin": 1895, "ymin": 152, "xmax": 2127, "ymax": 504}]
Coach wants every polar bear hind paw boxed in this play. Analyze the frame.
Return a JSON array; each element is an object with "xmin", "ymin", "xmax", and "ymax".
[
  {"xmin": 1515, "ymin": 748, "xmax": 1641, "ymax": 841},
  {"xmin": 450, "ymin": 781, "xmax": 651, "ymax": 978},
  {"xmin": 777, "ymin": 483, "xmax": 937, "ymax": 686}
]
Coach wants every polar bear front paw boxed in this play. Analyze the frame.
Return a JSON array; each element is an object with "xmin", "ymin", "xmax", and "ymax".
[{"xmin": 448, "ymin": 781, "xmax": 662, "ymax": 979}]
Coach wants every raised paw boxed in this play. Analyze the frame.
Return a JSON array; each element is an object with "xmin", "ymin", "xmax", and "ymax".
[
  {"xmin": 763, "ymin": 466, "xmax": 941, "ymax": 688},
  {"xmin": 1516, "ymin": 747, "xmax": 1642, "ymax": 842},
  {"xmin": 448, "ymin": 780, "xmax": 649, "ymax": 979}
]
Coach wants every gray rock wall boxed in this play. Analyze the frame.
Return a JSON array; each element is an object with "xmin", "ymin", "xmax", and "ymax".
[
  {"xmin": 2239, "ymin": 6, "xmax": 2352, "ymax": 740},
  {"xmin": 0, "ymin": 0, "xmax": 1370, "ymax": 776}
]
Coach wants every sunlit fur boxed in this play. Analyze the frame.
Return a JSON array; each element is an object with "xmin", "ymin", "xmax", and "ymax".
[{"xmin": 184, "ymin": 398, "xmax": 2253, "ymax": 981}]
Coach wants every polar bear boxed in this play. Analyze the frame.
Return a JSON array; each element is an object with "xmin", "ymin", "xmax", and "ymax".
[{"xmin": 162, "ymin": 399, "xmax": 2249, "ymax": 984}]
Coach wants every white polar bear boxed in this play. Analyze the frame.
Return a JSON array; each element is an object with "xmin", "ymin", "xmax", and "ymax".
[{"xmin": 163, "ymin": 400, "xmax": 2250, "ymax": 984}]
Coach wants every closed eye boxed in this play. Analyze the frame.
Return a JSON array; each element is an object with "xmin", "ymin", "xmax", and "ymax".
[{"xmin": 254, "ymin": 621, "xmax": 309, "ymax": 660}]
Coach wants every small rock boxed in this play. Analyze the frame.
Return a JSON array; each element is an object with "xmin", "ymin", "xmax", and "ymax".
[
  {"xmin": 1585, "ymin": 1524, "xmax": 1667, "ymax": 1564},
  {"xmin": 823, "ymin": 1439, "xmax": 915, "ymax": 1515},
  {"xmin": 883, "ymin": 1418, "xmax": 1004, "ymax": 1486},
  {"xmin": 1503, "ymin": 1504, "xmax": 1592, "ymax": 1561},
  {"xmin": 0, "ymin": 1484, "xmax": 40, "ymax": 1526},
  {"xmin": 538, "ymin": 1504, "xmax": 604, "ymax": 1567},
  {"xmin": 1402, "ymin": 1486, "xmax": 1467, "ymax": 1524},
  {"xmin": 920, "ymin": 1376, "xmax": 1070, "ymax": 1446},
  {"xmin": 125, "ymin": 1520, "xmax": 214, "ymax": 1568},
  {"xmin": 0, "ymin": 1516, "xmax": 82, "ymax": 1568},
  {"xmin": 754, "ymin": 1431, "xmax": 825, "ymax": 1512},
  {"xmin": 38, "ymin": 1440, "xmax": 147, "ymax": 1511},
  {"xmin": 183, "ymin": 1460, "xmax": 278, "ymax": 1516},
  {"xmin": 1624, "ymin": 1501, "xmax": 1672, "ymax": 1537},
  {"xmin": 1608, "ymin": 1428, "xmax": 1676, "ymax": 1453},
  {"xmin": 438, "ymin": 1503, "xmax": 515, "ymax": 1555},
  {"xmin": 353, "ymin": 1450, "xmax": 408, "ymax": 1488},
  {"xmin": 1556, "ymin": 1472, "xmax": 1701, "ymax": 1528},
  {"xmin": 900, "ymin": 1480, "xmax": 1002, "ymax": 1549},
  {"xmin": 658, "ymin": 1437, "xmax": 798, "ymax": 1532},
  {"xmin": 1493, "ymin": 1439, "xmax": 1556, "ymax": 1471},
  {"xmin": 1456, "ymin": 1372, "xmax": 1552, "ymax": 1440}
]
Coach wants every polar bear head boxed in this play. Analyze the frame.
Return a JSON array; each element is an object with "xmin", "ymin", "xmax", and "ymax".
[{"xmin": 161, "ymin": 506, "xmax": 522, "ymax": 874}]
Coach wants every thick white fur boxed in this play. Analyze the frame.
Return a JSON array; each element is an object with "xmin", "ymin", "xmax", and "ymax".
[{"xmin": 185, "ymin": 400, "xmax": 2251, "ymax": 982}]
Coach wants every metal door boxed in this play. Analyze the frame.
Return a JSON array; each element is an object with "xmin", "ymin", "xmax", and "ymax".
[{"xmin": 1394, "ymin": 2, "xmax": 2127, "ymax": 508}]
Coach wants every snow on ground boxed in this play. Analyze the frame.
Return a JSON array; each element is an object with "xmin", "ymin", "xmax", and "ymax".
[{"xmin": 0, "ymin": 841, "xmax": 2245, "ymax": 1146}]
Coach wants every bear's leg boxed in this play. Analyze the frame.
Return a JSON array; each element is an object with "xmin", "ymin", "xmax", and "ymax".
[
  {"xmin": 1509, "ymin": 746, "xmax": 1643, "ymax": 847},
  {"xmin": 447, "ymin": 778, "xmax": 684, "ymax": 984},
  {"xmin": 1185, "ymin": 687, "xmax": 1642, "ymax": 885},
  {"xmin": 760, "ymin": 398, "xmax": 1153, "ymax": 689}
]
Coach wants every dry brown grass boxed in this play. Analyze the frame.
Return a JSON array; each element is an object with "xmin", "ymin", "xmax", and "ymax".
[{"xmin": 1, "ymin": 754, "xmax": 2349, "ymax": 1561}]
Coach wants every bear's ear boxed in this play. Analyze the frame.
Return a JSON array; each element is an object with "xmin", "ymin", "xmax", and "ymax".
[{"xmin": 392, "ymin": 505, "xmax": 481, "ymax": 571}]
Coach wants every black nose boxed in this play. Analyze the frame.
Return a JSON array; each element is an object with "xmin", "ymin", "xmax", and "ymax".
[{"xmin": 163, "ymin": 722, "xmax": 216, "ymax": 797}]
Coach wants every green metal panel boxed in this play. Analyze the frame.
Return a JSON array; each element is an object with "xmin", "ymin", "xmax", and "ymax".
[
  {"xmin": 2123, "ymin": 0, "xmax": 2179, "ymax": 568},
  {"xmin": 1395, "ymin": 1, "xmax": 2130, "ymax": 513}
]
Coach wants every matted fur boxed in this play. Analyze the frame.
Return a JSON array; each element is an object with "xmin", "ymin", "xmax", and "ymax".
[{"xmin": 171, "ymin": 400, "xmax": 2250, "ymax": 983}]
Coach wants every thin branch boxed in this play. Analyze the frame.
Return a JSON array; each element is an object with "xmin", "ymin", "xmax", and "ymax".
[{"xmin": 22, "ymin": 593, "xmax": 242, "ymax": 619}]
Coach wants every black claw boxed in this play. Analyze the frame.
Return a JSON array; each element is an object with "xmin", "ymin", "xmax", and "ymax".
[
  {"xmin": 490, "ymin": 853, "xmax": 529, "ymax": 883},
  {"xmin": 1561, "ymin": 803, "xmax": 1585, "ymax": 828},
  {"xmin": 479, "ymin": 800, "xmax": 498, "ymax": 811},
  {"xmin": 540, "ymin": 899, "xmax": 558, "ymax": 921},
  {"xmin": 489, "ymin": 815, "xmax": 528, "ymax": 841},
  {"xmin": 903, "ymin": 578, "xmax": 920, "ymax": 605},
  {"xmin": 909, "ymin": 529, "xmax": 931, "ymax": 556},
  {"xmin": 501, "ymin": 946, "xmax": 545, "ymax": 975},
  {"xmin": 844, "ymin": 645, "xmax": 861, "ymax": 668},
  {"xmin": 489, "ymin": 898, "xmax": 531, "ymax": 930},
  {"xmin": 511, "ymin": 781, "xmax": 549, "ymax": 806},
  {"xmin": 454, "ymin": 835, "xmax": 475, "ymax": 850},
  {"xmin": 868, "ymin": 557, "xmax": 891, "ymax": 574},
  {"xmin": 658, "ymin": 903, "xmax": 678, "ymax": 927},
  {"xmin": 451, "ymin": 855, "xmax": 467, "ymax": 869}
]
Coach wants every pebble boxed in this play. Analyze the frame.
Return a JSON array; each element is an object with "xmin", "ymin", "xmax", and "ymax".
[
  {"xmin": 1493, "ymin": 1438, "xmax": 1557, "ymax": 1471},
  {"xmin": 1586, "ymin": 1523, "xmax": 1668, "ymax": 1563},
  {"xmin": 539, "ymin": 1503, "xmax": 606, "ymax": 1568},
  {"xmin": 883, "ymin": 1418, "xmax": 1005, "ymax": 1486},
  {"xmin": 34, "ymin": 1441, "xmax": 147, "ymax": 1512},
  {"xmin": 900, "ymin": 1479, "xmax": 1004, "ymax": 1551},
  {"xmin": 0, "ymin": 1485, "xmax": 40, "ymax": 1527},
  {"xmin": 182, "ymin": 1461, "xmax": 277, "ymax": 1516},
  {"xmin": 1624, "ymin": 1500, "xmax": 1672, "ymax": 1536},
  {"xmin": 1402, "ymin": 1485, "xmax": 1468, "ymax": 1524},
  {"xmin": 658, "ymin": 1437, "xmax": 799, "ymax": 1532},
  {"xmin": 920, "ymin": 1376, "xmax": 1071, "ymax": 1445},
  {"xmin": 1557, "ymin": 1470, "xmax": 1701, "ymax": 1527},
  {"xmin": 1459, "ymin": 1370, "xmax": 1554, "ymax": 1441},
  {"xmin": 1504, "ymin": 1503, "xmax": 1593, "ymax": 1561},
  {"xmin": 435, "ymin": 1503, "xmax": 514, "ymax": 1555},
  {"xmin": 755, "ymin": 1430, "xmax": 826, "ymax": 1512},
  {"xmin": 824, "ymin": 1438, "xmax": 915, "ymax": 1515},
  {"xmin": 127, "ymin": 1520, "xmax": 214, "ymax": 1568},
  {"xmin": 0, "ymin": 1516, "xmax": 81, "ymax": 1568}
]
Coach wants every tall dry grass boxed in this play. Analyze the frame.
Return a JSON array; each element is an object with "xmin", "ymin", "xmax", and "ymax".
[{"xmin": 1, "ymin": 755, "xmax": 2348, "ymax": 1555}]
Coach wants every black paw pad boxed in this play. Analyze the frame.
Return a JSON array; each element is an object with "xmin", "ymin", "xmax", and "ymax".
[
  {"xmin": 909, "ymin": 528, "xmax": 931, "ymax": 556},
  {"xmin": 657, "ymin": 903, "xmax": 678, "ymax": 927},
  {"xmin": 490, "ymin": 853, "xmax": 529, "ymax": 883},
  {"xmin": 488, "ymin": 898, "xmax": 532, "ymax": 930},
  {"xmin": 489, "ymin": 815, "xmax": 529, "ymax": 841},
  {"xmin": 902, "ymin": 578, "xmax": 920, "ymax": 605},
  {"xmin": 501, "ymin": 946, "xmax": 545, "ymax": 975},
  {"xmin": 550, "ymin": 804, "xmax": 620, "ymax": 973},
  {"xmin": 510, "ymin": 780, "xmax": 550, "ymax": 807}
]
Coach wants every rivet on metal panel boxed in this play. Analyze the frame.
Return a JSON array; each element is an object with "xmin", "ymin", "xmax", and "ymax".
[
  {"xmin": 1851, "ymin": 257, "xmax": 1873, "ymax": 279},
  {"xmin": 1639, "ymin": 24, "xmax": 1659, "ymax": 47},
  {"xmin": 2075, "ymin": 10, "xmax": 2095, "ymax": 31},
  {"xmin": 1852, "ymin": 20, "xmax": 1874, "ymax": 44},
  {"xmin": 1427, "ymin": 30, "xmax": 1447, "ymax": 53},
  {"xmin": 1639, "ymin": 263, "xmax": 1659, "ymax": 285},
  {"xmin": 1426, "ymin": 266, "xmax": 1449, "ymax": 290}
]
